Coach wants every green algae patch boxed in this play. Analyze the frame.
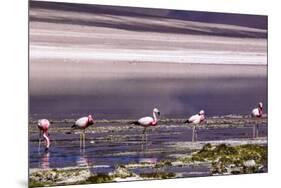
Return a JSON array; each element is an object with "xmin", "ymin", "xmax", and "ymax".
[
  {"xmin": 139, "ymin": 172, "xmax": 176, "ymax": 179},
  {"xmin": 191, "ymin": 143, "xmax": 238, "ymax": 162},
  {"xmin": 111, "ymin": 166, "xmax": 136, "ymax": 178},
  {"xmin": 179, "ymin": 156, "xmax": 193, "ymax": 164},
  {"xmin": 235, "ymin": 144, "xmax": 267, "ymax": 164},
  {"xmin": 82, "ymin": 166, "xmax": 136, "ymax": 184},
  {"xmin": 155, "ymin": 160, "xmax": 172, "ymax": 168},
  {"xmin": 29, "ymin": 168, "xmax": 91, "ymax": 187},
  {"xmin": 29, "ymin": 180, "xmax": 47, "ymax": 188},
  {"xmin": 190, "ymin": 144, "xmax": 267, "ymax": 174},
  {"xmin": 84, "ymin": 174, "xmax": 113, "ymax": 184}
]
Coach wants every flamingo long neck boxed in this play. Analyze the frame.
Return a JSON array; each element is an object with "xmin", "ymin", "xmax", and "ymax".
[
  {"xmin": 86, "ymin": 117, "xmax": 94, "ymax": 127},
  {"xmin": 153, "ymin": 112, "xmax": 157, "ymax": 123},
  {"xmin": 200, "ymin": 115, "xmax": 205, "ymax": 122},
  {"xmin": 43, "ymin": 131, "xmax": 50, "ymax": 149},
  {"xmin": 258, "ymin": 107, "xmax": 263, "ymax": 116}
]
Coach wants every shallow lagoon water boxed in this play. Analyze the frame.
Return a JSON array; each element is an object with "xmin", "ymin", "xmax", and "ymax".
[{"xmin": 29, "ymin": 117, "xmax": 267, "ymax": 177}]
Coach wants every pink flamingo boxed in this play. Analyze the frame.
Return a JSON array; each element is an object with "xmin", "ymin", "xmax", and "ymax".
[
  {"xmin": 184, "ymin": 110, "xmax": 206, "ymax": 142},
  {"xmin": 37, "ymin": 119, "xmax": 51, "ymax": 151},
  {"xmin": 251, "ymin": 102, "xmax": 263, "ymax": 138},
  {"xmin": 70, "ymin": 115, "xmax": 94, "ymax": 148},
  {"xmin": 131, "ymin": 108, "xmax": 160, "ymax": 143}
]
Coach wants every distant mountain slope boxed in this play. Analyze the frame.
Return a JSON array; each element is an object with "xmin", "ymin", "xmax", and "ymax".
[{"xmin": 29, "ymin": 0, "xmax": 267, "ymax": 38}]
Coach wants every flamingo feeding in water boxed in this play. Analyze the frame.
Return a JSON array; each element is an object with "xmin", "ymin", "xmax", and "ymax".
[
  {"xmin": 131, "ymin": 108, "xmax": 160, "ymax": 143},
  {"xmin": 184, "ymin": 110, "xmax": 206, "ymax": 142},
  {"xmin": 69, "ymin": 115, "xmax": 94, "ymax": 148},
  {"xmin": 37, "ymin": 119, "xmax": 51, "ymax": 151},
  {"xmin": 251, "ymin": 102, "xmax": 263, "ymax": 138}
]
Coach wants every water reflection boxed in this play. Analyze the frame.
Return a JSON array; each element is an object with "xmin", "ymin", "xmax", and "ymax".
[
  {"xmin": 76, "ymin": 151, "xmax": 90, "ymax": 167},
  {"xmin": 141, "ymin": 142, "xmax": 147, "ymax": 152},
  {"xmin": 138, "ymin": 158, "xmax": 157, "ymax": 165},
  {"xmin": 39, "ymin": 152, "xmax": 50, "ymax": 169},
  {"xmin": 29, "ymin": 120, "xmax": 267, "ymax": 170}
]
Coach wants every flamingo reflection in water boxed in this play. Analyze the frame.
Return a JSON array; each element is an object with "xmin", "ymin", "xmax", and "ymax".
[{"xmin": 39, "ymin": 152, "xmax": 50, "ymax": 169}]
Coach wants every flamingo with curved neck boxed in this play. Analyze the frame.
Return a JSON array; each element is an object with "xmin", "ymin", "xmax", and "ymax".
[
  {"xmin": 69, "ymin": 115, "xmax": 94, "ymax": 149},
  {"xmin": 251, "ymin": 102, "xmax": 263, "ymax": 138},
  {"xmin": 252, "ymin": 102, "xmax": 263, "ymax": 118},
  {"xmin": 184, "ymin": 110, "xmax": 206, "ymax": 142},
  {"xmin": 131, "ymin": 108, "xmax": 160, "ymax": 143},
  {"xmin": 38, "ymin": 119, "xmax": 51, "ymax": 151}
]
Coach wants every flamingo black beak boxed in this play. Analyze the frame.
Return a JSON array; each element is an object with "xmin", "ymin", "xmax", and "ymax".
[{"xmin": 158, "ymin": 112, "xmax": 160, "ymax": 116}]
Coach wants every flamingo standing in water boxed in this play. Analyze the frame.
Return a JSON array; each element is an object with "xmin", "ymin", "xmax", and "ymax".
[
  {"xmin": 184, "ymin": 110, "xmax": 206, "ymax": 142},
  {"xmin": 131, "ymin": 108, "xmax": 160, "ymax": 143},
  {"xmin": 37, "ymin": 119, "xmax": 51, "ymax": 151},
  {"xmin": 251, "ymin": 102, "xmax": 263, "ymax": 138},
  {"xmin": 69, "ymin": 115, "xmax": 94, "ymax": 148}
]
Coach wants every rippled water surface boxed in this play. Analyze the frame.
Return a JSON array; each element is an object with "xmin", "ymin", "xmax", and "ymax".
[{"xmin": 29, "ymin": 119, "xmax": 267, "ymax": 176}]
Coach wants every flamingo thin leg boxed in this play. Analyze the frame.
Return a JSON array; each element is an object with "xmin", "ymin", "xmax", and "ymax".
[
  {"xmin": 142, "ymin": 127, "xmax": 147, "ymax": 144},
  {"xmin": 80, "ymin": 133, "xmax": 82, "ymax": 149},
  {"xmin": 38, "ymin": 131, "xmax": 42, "ymax": 151},
  {"xmin": 192, "ymin": 125, "xmax": 195, "ymax": 142},
  {"xmin": 145, "ymin": 131, "xmax": 147, "ymax": 143},
  {"xmin": 83, "ymin": 131, "xmax": 85, "ymax": 148},
  {"xmin": 253, "ymin": 124, "xmax": 256, "ymax": 139},
  {"xmin": 195, "ymin": 127, "xmax": 198, "ymax": 142}
]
